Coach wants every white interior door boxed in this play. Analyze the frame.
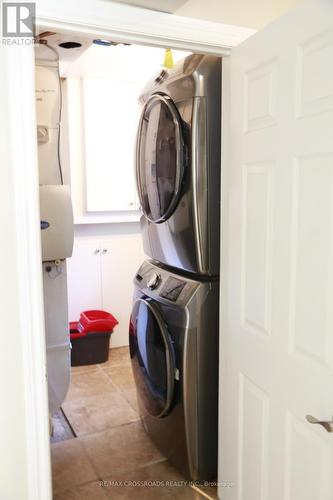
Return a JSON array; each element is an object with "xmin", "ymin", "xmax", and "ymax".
[{"xmin": 219, "ymin": 1, "xmax": 333, "ymax": 499}]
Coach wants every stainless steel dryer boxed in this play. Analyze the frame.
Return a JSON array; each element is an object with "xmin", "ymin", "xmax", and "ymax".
[
  {"xmin": 136, "ymin": 55, "xmax": 221, "ymax": 277},
  {"xmin": 129, "ymin": 260, "xmax": 219, "ymax": 480}
]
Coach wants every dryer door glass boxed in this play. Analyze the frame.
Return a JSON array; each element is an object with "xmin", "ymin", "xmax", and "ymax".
[
  {"xmin": 129, "ymin": 298, "xmax": 175, "ymax": 417},
  {"xmin": 136, "ymin": 94, "xmax": 184, "ymax": 223}
]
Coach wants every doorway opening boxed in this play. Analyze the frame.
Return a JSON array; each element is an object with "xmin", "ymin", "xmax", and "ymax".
[{"xmin": 36, "ymin": 29, "xmax": 220, "ymax": 499}]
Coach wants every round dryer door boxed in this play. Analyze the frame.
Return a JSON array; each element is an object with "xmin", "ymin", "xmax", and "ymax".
[
  {"xmin": 129, "ymin": 298, "xmax": 176, "ymax": 417},
  {"xmin": 136, "ymin": 93, "xmax": 185, "ymax": 223}
]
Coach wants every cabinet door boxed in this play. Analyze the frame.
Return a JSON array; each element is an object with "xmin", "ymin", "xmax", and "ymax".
[
  {"xmin": 83, "ymin": 77, "xmax": 142, "ymax": 212},
  {"xmin": 67, "ymin": 240, "xmax": 102, "ymax": 321},
  {"xmin": 100, "ymin": 234, "xmax": 145, "ymax": 348}
]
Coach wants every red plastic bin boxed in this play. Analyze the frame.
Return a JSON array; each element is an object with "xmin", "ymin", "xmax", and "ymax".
[
  {"xmin": 77, "ymin": 310, "xmax": 118, "ymax": 334},
  {"xmin": 70, "ymin": 310, "xmax": 118, "ymax": 366}
]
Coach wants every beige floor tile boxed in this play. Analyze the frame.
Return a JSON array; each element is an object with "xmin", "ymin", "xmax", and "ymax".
[
  {"xmin": 70, "ymin": 363, "xmax": 102, "ymax": 375},
  {"xmin": 80, "ymin": 421, "xmax": 164, "ymax": 478},
  {"xmin": 122, "ymin": 388, "xmax": 140, "ymax": 413},
  {"xmin": 196, "ymin": 483, "xmax": 218, "ymax": 499},
  {"xmin": 53, "ymin": 347, "xmax": 212, "ymax": 500},
  {"xmin": 62, "ymin": 391, "xmax": 139, "ymax": 436},
  {"xmin": 103, "ymin": 364, "xmax": 135, "ymax": 391},
  {"xmin": 51, "ymin": 439, "xmax": 98, "ymax": 494},
  {"xmin": 53, "ymin": 480, "xmax": 109, "ymax": 500},
  {"xmin": 102, "ymin": 346, "xmax": 131, "ymax": 368},
  {"xmin": 66, "ymin": 369, "xmax": 117, "ymax": 401},
  {"xmin": 101, "ymin": 460, "xmax": 204, "ymax": 499}
]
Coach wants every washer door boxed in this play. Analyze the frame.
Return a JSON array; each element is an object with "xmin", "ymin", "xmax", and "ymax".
[
  {"xmin": 136, "ymin": 93, "xmax": 185, "ymax": 223},
  {"xmin": 129, "ymin": 298, "xmax": 176, "ymax": 417}
]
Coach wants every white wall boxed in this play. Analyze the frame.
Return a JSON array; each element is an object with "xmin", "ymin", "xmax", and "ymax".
[{"xmin": 176, "ymin": 0, "xmax": 303, "ymax": 29}]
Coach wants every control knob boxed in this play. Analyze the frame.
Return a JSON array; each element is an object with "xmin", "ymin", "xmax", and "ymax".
[{"xmin": 147, "ymin": 273, "xmax": 161, "ymax": 290}]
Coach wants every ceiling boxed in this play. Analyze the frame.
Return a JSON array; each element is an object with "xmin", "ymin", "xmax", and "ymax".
[
  {"xmin": 176, "ymin": 0, "xmax": 303, "ymax": 29},
  {"xmin": 108, "ymin": 0, "xmax": 189, "ymax": 13},
  {"xmin": 34, "ymin": 31, "xmax": 191, "ymax": 67},
  {"xmin": 34, "ymin": 0, "xmax": 304, "ymax": 64},
  {"xmin": 111, "ymin": 0, "xmax": 303, "ymax": 29},
  {"xmin": 35, "ymin": 32, "xmax": 93, "ymax": 62}
]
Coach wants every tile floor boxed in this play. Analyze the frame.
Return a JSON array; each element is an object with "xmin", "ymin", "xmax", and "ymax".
[{"xmin": 51, "ymin": 347, "xmax": 218, "ymax": 499}]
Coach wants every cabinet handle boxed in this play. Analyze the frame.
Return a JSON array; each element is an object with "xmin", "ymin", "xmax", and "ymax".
[
  {"xmin": 102, "ymin": 249, "xmax": 108, "ymax": 254},
  {"xmin": 306, "ymin": 415, "xmax": 333, "ymax": 433},
  {"xmin": 94, "ymin": 249, "xmax": 100, "ymax": 254}
]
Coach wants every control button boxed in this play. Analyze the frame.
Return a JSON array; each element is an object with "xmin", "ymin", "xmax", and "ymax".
[{"xmin": 147, "ymin": 273, "xmax": 161, "ymax": 290}]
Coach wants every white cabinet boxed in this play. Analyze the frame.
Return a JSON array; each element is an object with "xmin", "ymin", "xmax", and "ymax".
[
  {"xmin": 66, "ymin": 78, "xmax": 142, "ymax": 224},
  {"xmin": 67, "ymin": 234, "xmax": 145, "ymax": 347},
  {"xmin": 82, "ymin": 77, "xmax": 142, "ymax": 213}
]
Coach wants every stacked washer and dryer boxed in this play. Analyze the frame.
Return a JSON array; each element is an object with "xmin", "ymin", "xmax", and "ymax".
[{"xmin": 129, "ymin": 55, "xmax": 221, "ymax": 481}]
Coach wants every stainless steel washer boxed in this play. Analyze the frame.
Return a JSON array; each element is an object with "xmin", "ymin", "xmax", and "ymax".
[{"xmin": 129, "ymin": 260, "xmax": 219, "ymax": 480}]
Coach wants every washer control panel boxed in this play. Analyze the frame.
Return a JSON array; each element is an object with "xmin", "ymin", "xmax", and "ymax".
[
  {"xmin": 135, "ymin": 261, "xmax": 200, "ymax": 306},
  {"xmin": 159, "ymin": 277, "xmax": 186, "ymax": 302}
]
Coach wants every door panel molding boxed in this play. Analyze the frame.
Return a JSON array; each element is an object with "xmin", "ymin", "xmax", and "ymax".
[{"xmin": 219, "ymin": 1, "xmax": 333, "ymax": 499}]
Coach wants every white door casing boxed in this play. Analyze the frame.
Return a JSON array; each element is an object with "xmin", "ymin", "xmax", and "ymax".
[
  {"xmin": 219, "ymin": 1, "xmax": 333, "ymax": 499},
  {"xmin": 5, "ymin": 0, "xmax": 332, "ymax": 498},
  {"xmin": 35, "ymin": 0, "xmax": 255, "ymax": 55},
  {"xmin": 1, "ymin": 1, "xmax": 253, "ymax": 499}
]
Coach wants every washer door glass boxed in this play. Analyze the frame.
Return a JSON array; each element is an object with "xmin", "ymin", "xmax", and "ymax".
[
  {"xmin": 136, "ymin": 94, "xmax": 185, "ymax": 223},
  {"xmin": 129, "ymin": 298, "xmax": 175, "ymax": 417}
]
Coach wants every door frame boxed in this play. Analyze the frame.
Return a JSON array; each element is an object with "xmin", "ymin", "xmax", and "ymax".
[{"xmin": 1, "ymin": 1, "xmax": 255, "ymax": 498}]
